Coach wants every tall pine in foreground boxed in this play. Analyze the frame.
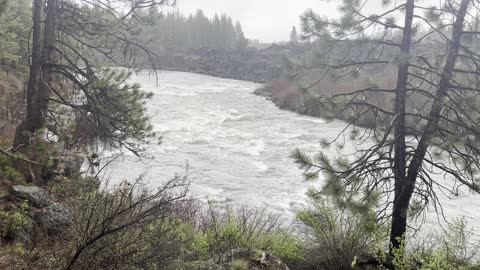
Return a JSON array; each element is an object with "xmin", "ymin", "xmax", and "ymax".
[
  {"xmin": 13, "ymin": 0, "xmax": 176, "ymax": 158},
  {"xmin": 292, "ymin": 0, "xmax": 480, "ymax": 253}
]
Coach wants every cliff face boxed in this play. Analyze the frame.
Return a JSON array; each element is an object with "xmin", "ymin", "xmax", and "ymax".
[{"xmin": 154, "ymin": 44, "xmax": 311, "ymax": 83}]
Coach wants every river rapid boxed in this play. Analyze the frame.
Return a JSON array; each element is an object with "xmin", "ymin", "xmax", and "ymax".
[{"xmin": 108, "ymin": 70, "xmax": 480, "ymax": 240}]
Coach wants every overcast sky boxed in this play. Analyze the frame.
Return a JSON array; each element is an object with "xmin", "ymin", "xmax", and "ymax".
[{"xmin": 170, "ymin": 0, "xmax": 339, "ymax": 42}]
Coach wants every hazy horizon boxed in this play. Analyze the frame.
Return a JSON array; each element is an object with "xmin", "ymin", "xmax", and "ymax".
[{"xmin": 171, "ymin": 0, "xmax": 338, "ymax": 42}]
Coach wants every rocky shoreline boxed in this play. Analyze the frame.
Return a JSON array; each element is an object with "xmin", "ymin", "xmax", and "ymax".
[
  {"xmin": 253, "ymin": 79, "xmax": 377, "ymax": 129},
  {"xmin": 154, "ymin": 44, "xmax": 312, "ymax": 83}
]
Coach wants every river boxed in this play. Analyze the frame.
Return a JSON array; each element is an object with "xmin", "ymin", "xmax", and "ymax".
[{"xmin": 108, "ymin": 70, "xmax": 480, "ymax": 240}]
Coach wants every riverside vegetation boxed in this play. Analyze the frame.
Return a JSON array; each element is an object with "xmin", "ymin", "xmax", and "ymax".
[{"xmin": 0, "ymin": 0, "xmax": 480, "ymax": 269}]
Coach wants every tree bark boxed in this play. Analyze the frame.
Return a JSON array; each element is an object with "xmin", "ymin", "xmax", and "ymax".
[
  {"xmin": 390, "ymin": 0, "xmax": 415, "ymax": 252},
  {"xmin": 14, "ymin": 0, "xmax": 58, "ymax": 148},
  {"xmin": 389, "ymin": 0, "xmax": 471, "ymax": 251}
]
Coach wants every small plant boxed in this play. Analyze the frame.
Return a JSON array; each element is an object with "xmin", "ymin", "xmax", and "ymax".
[
  {"xmin": 0, "ymin": 201, "xmax": 29, "ymax": 238},
  {"xmin": 373, "ymin": 219, "xmax": 480, "ymax": 270},
  {"xmin": 230, "ymin": 259, "xmax": 249, "ymax": 270},
  {"xmin": 191, "ymin": 202, "xmax": 302, "ymax": 265}
]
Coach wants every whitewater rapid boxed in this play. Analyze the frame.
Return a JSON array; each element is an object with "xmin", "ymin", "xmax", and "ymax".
[{"xmin": 108, "ymin": 70, "xmax": 480, "ymax": 239}]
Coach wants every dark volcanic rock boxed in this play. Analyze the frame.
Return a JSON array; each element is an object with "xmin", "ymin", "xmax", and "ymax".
[
  {"xmin": 8, "ymin": 185, "xmax": 73, "ymax": 237},
  {"xmin": 34, "ymin": 202, "xmax": 73, "ymax": 235},
  {"xmin": 155, "ymin": 44, "xmax": 311, "ymax": 83},
  {"xmin": 9, "ymin": 185, "xmax": 52, "ymax": 208}
]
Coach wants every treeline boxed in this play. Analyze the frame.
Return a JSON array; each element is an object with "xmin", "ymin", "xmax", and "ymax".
[
  {"xmin": 0, "ymin": 0, "xmax": 30, "ymax": 125},
  {"xmin": 0, "ymin": 0, "xmax": 30, "ymax": 72},
  {"xmin": 139, "ymin": 10, "xmax": 249, "ymax": 52}
]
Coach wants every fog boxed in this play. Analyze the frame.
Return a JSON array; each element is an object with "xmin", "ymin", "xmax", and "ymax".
[{"xmin": 173, "ymin": 0, "xmax": 337, "ymax": 42}]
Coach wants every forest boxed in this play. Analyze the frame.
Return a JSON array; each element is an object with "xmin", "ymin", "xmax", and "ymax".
[
  {"xmin": 138, "ymin": 10, "xmax": 248, "ymax": 52},
  {"xmin": 0, "ymin": 0, "xmax": 480, "ymax": 270}
]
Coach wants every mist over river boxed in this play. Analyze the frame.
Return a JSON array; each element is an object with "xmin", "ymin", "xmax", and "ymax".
[{"xmin": 109, "ymin": 70, "xmax": 480, "ymax": 239}]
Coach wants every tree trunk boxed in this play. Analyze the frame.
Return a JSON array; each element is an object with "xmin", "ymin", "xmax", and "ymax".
[
  {"xmin": 390, "ymin": 0, "xmax": 471, "ymax": 252},
  {"xmin": 390, "ymin": 0, "xmax": 415, "ymax": 252},
  {"xmin": 13, "ymin": 0, "xmax": 58, "ymax": 148}
]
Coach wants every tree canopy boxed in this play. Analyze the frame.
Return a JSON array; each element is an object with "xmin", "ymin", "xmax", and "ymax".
[
  {"xmin": 292, "ymin": 0, "xmax": 480, "ymax": 252},
  {"xmin": 138, "ymin": 9, "xmax": 249, "ymax": 53},
  {"xmin": 12, "ymin": 0, "xmax": 176, "ymax": 169},
  {"xmin": 290, "ymin": 26, "xmax": 298, "ymax": 44},
  {"xmin": 0, "ymin": 0, "xmax": 30, "ymax": 73}
]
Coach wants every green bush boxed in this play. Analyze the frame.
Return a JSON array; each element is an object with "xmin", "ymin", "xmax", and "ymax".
[
  {"xmin": 296, "ymin": 194, "xmax": 383, "ymax": 270},
  {"xmin": 190, "ymin": 203, "xmax": 302, "ymax": 265},
  {"xmin": 230, "ymin": 259, "xmax": 248, "ymax": 270},
  {"xmin": 0, "ymin": 201, "xmax": 29, "ymax": 238},
  {"xmin": 374, "ymin": 219, "xmax": 480, "ymax": 270}
]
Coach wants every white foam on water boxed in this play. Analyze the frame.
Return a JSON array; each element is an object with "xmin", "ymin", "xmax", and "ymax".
[
  {"xmin": 252, "ymin": 161, "xmax": 269, "ymax": 172},
  {"xmin": 107, "ymin": 71, "xmax": 480, "ymax": 243}
]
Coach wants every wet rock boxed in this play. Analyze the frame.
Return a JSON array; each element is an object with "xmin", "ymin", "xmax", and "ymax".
[
  {"xmin": 34, "ymin": 203, "xmax": 73, "ymax": 236},
  {"xmin": 9, "ymin": 185, "xmax": 52, "ymax": 208}
]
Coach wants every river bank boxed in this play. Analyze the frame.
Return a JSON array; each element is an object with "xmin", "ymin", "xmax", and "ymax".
[
  {"xmin": 152, "ymin": 43, "xmax": 311, "ymax": 83},
  {"xmin": 108, "ymin": 71, "xmax": 480, "ymax": 238},
  {"xmin": 253, "ymin": 79, "xmax": 377, "ymax": 129}
]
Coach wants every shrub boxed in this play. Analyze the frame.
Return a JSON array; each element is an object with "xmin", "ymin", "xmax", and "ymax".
[
  {"xmin": 296, "ymin": 194, "xmax": 383, "ymax": 270},
  {"xmin": 373, "ymin": 219, "xmax": 480, "ymax": 270},
  {"xmin": 190, "ymin": 203, "xmax": 302, "ymax": 265},
  {"xmin": 24, "ymin": 173, "xmax": 191, "ymax": 270},
  {"xmin": 230, "ymin": 259, "xmax": 248, "ymax": 270},
  {"xmin": 437, "ymin": 218, "xmax": 480, "ymax": 266},
  {"xmin": 0, "ymin": 201, "xmax": 29, "ymax": 238}
]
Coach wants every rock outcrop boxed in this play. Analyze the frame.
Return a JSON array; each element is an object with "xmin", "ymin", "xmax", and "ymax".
[
  {"xmin": 9, "ymin": 185, "xmax": 52, "ymax": 208},
  {"xmin": 7, "ymin": 185, "xmax": 73, "ymax": 239},
  {"xmin": 34, "ymin": 202, "xmax": 72, "ymax": 235}
]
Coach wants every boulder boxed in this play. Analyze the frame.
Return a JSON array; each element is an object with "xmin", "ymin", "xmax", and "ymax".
[
  {"xmin": 34, "ymin": 203, "xmax": 73, "ymax": 236},
  {"xmin": 9, "ymin": 185, "xmax": 52, "ymax": 208}
]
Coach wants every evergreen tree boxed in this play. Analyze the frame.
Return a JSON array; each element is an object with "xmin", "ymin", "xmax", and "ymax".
[
  {"xmin": 292, "ymin": 0, "xmax": 480, "ymax": 253},
  {"xmin": 139, "ymin": 10, "xmax": 248, "ymax": 52},
  {"xmin": 289, "ymin": 26, "xmax": 298, "ymax": 45},
  {"xmin": 234, "ymin": 22, "xmax": 248, "ymax": 51},
  {"xmin": 0, "ymin": 0, "xmax": 30, "ymax": 70},
  {"xmin": 14, "ymin": 0, "xmax": 176, "ymax": 159}
]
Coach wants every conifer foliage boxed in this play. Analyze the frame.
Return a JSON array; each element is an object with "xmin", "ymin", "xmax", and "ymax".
[
  {"xmin": 13, "ymin": 0, "xmax": 176, "ymax": 156},
  {"xmin": 292, "ymin": 0, "xmax": 480, "ymax": 252},
  {"xmin": 138, "ymin": 10, "xmax": 248, "ymax": 52}
]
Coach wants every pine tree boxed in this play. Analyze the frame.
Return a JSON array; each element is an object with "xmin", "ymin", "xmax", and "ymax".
[
  {"xmin": 14, "ymin": 0, "xmax": 176, "ymax": 158},
  {"xmin": 0, "ymin": 0, "xmax": 31, "ymax": 69},
  {"xmin": 292, "ymin": 0, "xmax": 480, "ymax": 253},
  {"xmin": 137, "ymin": 10, "xmax": 246, "ymax": 51},
  {"xmin": 289, "ymin": 26, "xmax": 298, "ymax": 45},
  {"xmin": 234, "ymin": 22, "xmax": 248, "ymax": 51}
]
